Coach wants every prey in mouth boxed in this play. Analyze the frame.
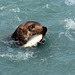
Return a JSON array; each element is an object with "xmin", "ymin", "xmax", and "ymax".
[{"xmin": 12, "ymin": 21, "xmax": 47, "ymax": 47}]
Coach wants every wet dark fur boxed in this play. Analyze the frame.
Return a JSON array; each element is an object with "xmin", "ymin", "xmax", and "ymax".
[{"xmin": 12, "ymin": 21, "xmax": 47, "ymax": 45}]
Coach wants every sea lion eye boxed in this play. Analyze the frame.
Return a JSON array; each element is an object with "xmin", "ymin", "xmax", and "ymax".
[
  {"xmin": 30, "ymin": 25, "xmax": 34, "ymax": 29},
  {"xmin": 28, "ymin": 24, "xmax": 35, "ymax": 31}
]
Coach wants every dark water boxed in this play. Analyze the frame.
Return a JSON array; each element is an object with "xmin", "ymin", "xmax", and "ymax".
[{"xmin": 0, "ymin": 0, "xmax": 75, "ymax": 75}]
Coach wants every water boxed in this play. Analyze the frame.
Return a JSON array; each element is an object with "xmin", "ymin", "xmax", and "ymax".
[{"xmin": 0, "ymin": 0, "xmax": 75, "ymax": 75}]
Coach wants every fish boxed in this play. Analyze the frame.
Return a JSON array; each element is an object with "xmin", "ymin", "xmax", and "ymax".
[{"xmin": 22, "ymin": 34, "xmax": 43, "ymax": 47}]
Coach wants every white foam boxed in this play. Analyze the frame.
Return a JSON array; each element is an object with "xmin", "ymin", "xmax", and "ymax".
[
  {"xmin": 63, "ymin": 19, "xmax": 75, "ymax": 41},
  {"xmin": 0, "ymin": 6, "xmax": 5, "ymax": 10},
  {"xmin": 15, "ymin": 15, "xmax": 21, "ymax": 21},
  {"xmin": 59, "ymin": 32, "xmax": 65, "ymax": 37},
  {"xmin": 9, "ymin": 8, "xmax": 20, "ymax": 13},
  {"xmin": 42, "ymin": 4, "xmax": 49, "ymax": 9},
  {"xmin": 65, "ymin": 0, "xmax": 75, "ymax": 6},
  {"xmin": 64, "ymin": 19, "xmax": 75, "ymax": 30},
  {"xmin": 65, "ymin": 30, "xmax": 74, "ymax": 41},
  {"xmin": 46, "ymin": 4, "xmax": 49, "ymax": 9},
  {"xmin": 0, "ymin": 51, "xmax": 34, "ymax": 60}
]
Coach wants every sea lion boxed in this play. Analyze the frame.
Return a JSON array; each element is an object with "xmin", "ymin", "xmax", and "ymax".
[{"xmin": 12, "ymin": 21, "xmax": 47, "ymax": 47}]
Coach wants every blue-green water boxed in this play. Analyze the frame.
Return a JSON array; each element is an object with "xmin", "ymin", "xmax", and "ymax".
[{"xmin": 0, "ymin": 0, "xmax": 75, "ymax": 75}]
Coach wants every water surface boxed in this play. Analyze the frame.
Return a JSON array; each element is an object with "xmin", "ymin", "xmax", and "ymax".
[{"xmin": 0, "ymin": 0, "xmax": 75, "ymax": 75}]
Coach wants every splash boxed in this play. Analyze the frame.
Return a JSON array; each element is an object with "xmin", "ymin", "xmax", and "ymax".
[
  {"xmin": 64, "ymin": 19, "xmax": 75, "ymax": 41},
  {"xmin": 65, "ymin": 0, "xmax": 75, "ymax": 6},
  {"xmin": 64, "ymin": 19, "xmax": 75, "ymax": 30},
  {"xmin": 59, "ymin": 19, "xmax": 75, "ymax": 41},
  {"xmin": 0, "ymin": 51, "xmax": 34, "ymax": 60}
]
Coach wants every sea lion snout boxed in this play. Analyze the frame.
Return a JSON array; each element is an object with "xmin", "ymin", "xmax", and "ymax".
[{"xmin": 42, "ymin": 26, "xmax": 47, "ymax": 36}]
